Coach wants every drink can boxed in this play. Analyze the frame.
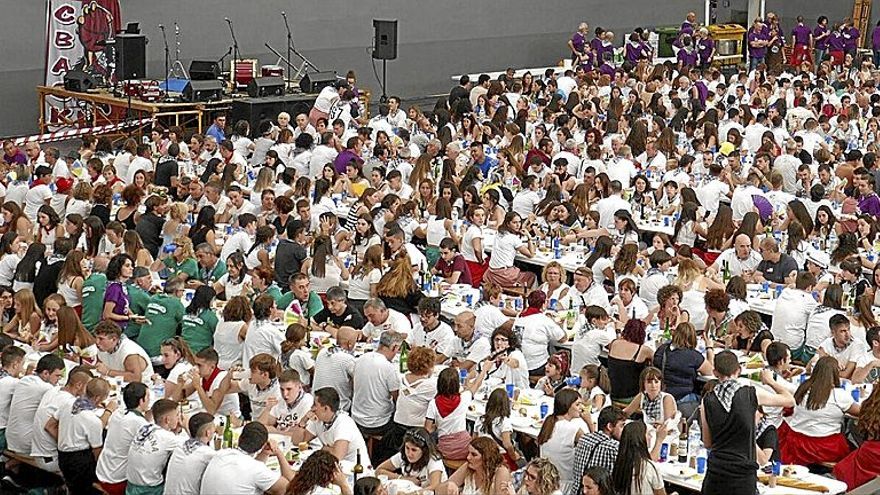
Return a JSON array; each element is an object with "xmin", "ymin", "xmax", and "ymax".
[
  {"xmin": 465, "ymin": 294, "xmax": 473, "ymax": 305},
  {"xmin": 659, "ymin": 443, "xmax": 669, "ymax": 462},
  {"xmin": 506, "ymin": 383, "xmax": 515, "ymax": 398},
  {"xmin": 762, "ymin": 281, "xmax": 769, "ymax": 293},
  {"xmin": 853, "ymin": 388, "xmax": 861, "ymax": 402},
  {"xmin": 540, "ymin": 403, "xmax": 549, "ymax": 419},
  {"xmin": 549, "ymin": 298, "xmax": 558, "ymax": 310},
  {"xmin": 663, "ymin": 217, "xmax": 669, "ymax": 227},
  {"xmin": 696, "ymin": 456, "xmax": 707, "ymax": 474},
  {"xmin": 771, "ymin": 460, "xmax": 782, "ymax": 476},
  {"xmin": 459, "ymin": 369, "xmax": 468, "ymax": 384}
]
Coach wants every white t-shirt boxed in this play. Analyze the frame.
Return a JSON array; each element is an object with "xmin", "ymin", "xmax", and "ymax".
[
  {"xmin": 287, "ymin": 348, "xmax": 315, "ymax": 387},
  {"xmin": 818, "ymin": 338, "xmax": 867, "ymax": 370},
  {"xmin": 163, "ymin": 440, "xmax": 217, "ymax": 495},
  {"xmin": 452, "ymin": 335, "xmax": 492, "ymax": 364},
  {"xmin": 126, "ymin": 424, "xmax": 185, "ymax": 487},
  {"xmin": 361, "ymin": 309, "xmax": 412, "ymax": 341},
  {"xmin": 199, "ymin": 448, "xmax": 280, "ymax": 495},
  {"xmin": 31, "ymin": 388, "xmax": 75, "ymax": 458},
  {"xmin": 461, "ymin": 225, "xmax": 484, "ymax": 263},
  {"xmin": 489, "ymin": 232, "xmax": 524, "ymax": 269},
  {"xmin": 787, "ymin": 388, "xmax": 855, "ymax": 437},
  {"xmin": 474, "ymin": 304, "xmax": 509, "ymax": 340},
  {"xmin": 270, "ymin": 391, "xmax": 314, "ymax": 431},
  {"xmin": 306, "ymin": 412, "xmax": 370, "ymax": 465},
  {"xmin": 214, "ymin": 320, "xmax": 247, "ymax": 370},
  {"xmin": 572, "ymin": 325, "xmax": 617, "ymax": 371},
  {"xmin": 126, "ymin": 156, "xmax": 154, "ymax": 184},
  {"xmin": 697, "ymin": 179, "xmax": 730, "ymax": 215},
  {"xmin": 242, "ymin": 320, "xmax": 285, "ymax": 366},
  {"xmin": 540, "ymin": 418, "xmax": 584, "ymax": 487},
  {"xmin": 805, "ymin": 307, "xmax": 844, "ymax": 350},
  {"xmin": 394, "ymin": 374, "xmax": 438, "ymax": 427},
  {"xmin": 770, "ymin": 289, "xmax": 818, "ymax": 350},
  {"xmin": 410, "ymin": 321, "xmax": 456, "ymax": 360},
  {"xmin": 492, "ymin": 349, "xmax": 530, "ymax": 390},
  {"xmin": 712, "ymin": 248, "xmax": 762, "ymax": 276},
  {"xmin": 96, "ymin": 409, "xmax": 150, "ymax": 483},
  {"xmin": 389, "ymin": 452, "xmax": 448, "ymax": 487},
  {"xmin": 351, "ymin": 352, "xmax": 400, "ymax": 428},
  {"xmin": 96, "ymin": 336, "xmax": 154, "ymax": 384},
  {"xmin": 220, "ymin": 231, "xmax": 255, "ymax": 262},
  {"xmin": 348, "ymin": 268, "xmax": 381, "ymax": 301},
  {"xmin": 242, "ymin": 377, "xmax": 284, "ymax": 420},
  {"xmin": 631, "ymin": 460, "xmax": 665, "ymax": 495},
  {"xmin": 23, "ymin": 183, "xmax": 52, "ymax": 220},
  {"xmin": 5, "ymin": 375, "xmax": 53, "ymax": 453},
  {"xmin": 0, "ymin": 374, "xmax": 20, "ymax": 429},
  {"xmin": 516, "ymin": 313, "xmax": 566, "ymax": 370},
  {"xmin": 426, "ymin": 390, "xmax": 472, "ymax": 437},
  {"xmin": 312, "ymin": 347, "xmax": 356, "ymax": 412},
  {"xmin": 512, "ymin": 190, "xmax": 541, "ymax": 217},
  {"xmin": 56, "ymin": 405, "xmax": 103, "ymax": 453}
]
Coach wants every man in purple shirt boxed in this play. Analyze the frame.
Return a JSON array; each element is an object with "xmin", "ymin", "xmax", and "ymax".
[
  {"xmin": 677, "ymin": 36, "xmax": 699, "ymax": 70},
  {"xmin": 858, "ymin": 179, "xmax": 880, "ymax": 217},
  {"xmin": 568, "ymin": 22, "xmax": 589, "ymax": 66},
  {"xmin": 748, "ymin": 19, "xmax": 768, "ymax": 71},
  {"xmin": 1, "ymin": 141, "xmax": 26, "ymax": 167},
  {"xmin": 333, "ymin": 136, "xmax": 363, "ymax": 174},
  {"xmin": 843, "ymin": 19, "xmax": 860, "ymax": 57},
  {"xmin": 791, "ymin": 16, "xmax": 813, "ymax": 67},
  {"xmin": 814, "ymin": 16, "xmax": 831, "ymax": 66},
  {"xmin": 674, "ymin": 12, "xmax": 697, "ymax": 49},
  {"xmin": 696, "ymin": 28, "xmax": 715, "ymax": 69},
  {"xmin": 828, "ymin": 25, "xmax": 847, "ymax": 67}
]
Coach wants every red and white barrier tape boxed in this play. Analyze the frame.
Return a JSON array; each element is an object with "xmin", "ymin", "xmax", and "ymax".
[{"xmin": 10, "ymin": 118, "xmax": 154, "ymax": 146}]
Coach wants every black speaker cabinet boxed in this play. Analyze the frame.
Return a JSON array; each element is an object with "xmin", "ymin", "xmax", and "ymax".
[
  {"xmin": 247, "ymin": 77, "xmax": 285, "ymax": 98},
  {"xmin": 182, "ymin": 80, "xmax": 224, "ymax": 102},
  {"xmin": 115, "ymin": 34, "xmax": 146, "ymax": 80},
  {"xmin": 189, "ymin": 60, "xmax": 221, "ymax": 81},
  {"xmin": 299, "ymin": 71, "xmax": 338, "ymax": 93},
  {"xmin": 63, "ymin": 70, "xmax": 97, "ymax": 92},
  {"xmin": 231, "ymin": 94, "xmax": 318, "ymax": 133},
  {"xmin": 372, "ymin": 19, "xmax": 398, "ymax": 60}
]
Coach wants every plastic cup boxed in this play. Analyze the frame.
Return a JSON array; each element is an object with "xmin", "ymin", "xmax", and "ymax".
[
  {"xmin": 540, "ymin": 403, "xmax": 549, "ymax": 419},
  {"xmin": 506, "ymin": 383, "xmax": 514, "ymax": 398},
  {"xmin": 696, "ymin": 456, "xmax": 706, "ymax": 474}
]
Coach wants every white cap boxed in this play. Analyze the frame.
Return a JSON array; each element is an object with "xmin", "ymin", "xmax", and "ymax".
[{"xmin": 806, "ymin": 250, "xmax": 830, "ymax": 270}]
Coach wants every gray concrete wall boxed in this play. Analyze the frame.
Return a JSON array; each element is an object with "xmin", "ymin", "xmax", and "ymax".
[{"xmin": 0, "ymin": 0, "xmax": 862, "ymax": 137}]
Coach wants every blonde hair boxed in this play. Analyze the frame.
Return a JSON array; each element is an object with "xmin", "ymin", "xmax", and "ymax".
[
  {"xmin": 169, "ymin": 202, "xmax": 189, "ymax": 222},
  {"xmin": 377, "ymin": 255, "xmax": 417, "ymax": 299},
  {"xmin": 173, "ymin": 236, "xmax": 194, "ymax": 259},
  {"xmin": 674, "ymin": 258, "xmax": 701, "ymax": 287}
]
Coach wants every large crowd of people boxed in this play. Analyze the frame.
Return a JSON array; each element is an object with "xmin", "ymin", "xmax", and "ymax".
[{"xmin": 1, "ymin": 9, "xmax": 880, "ymax": 495}]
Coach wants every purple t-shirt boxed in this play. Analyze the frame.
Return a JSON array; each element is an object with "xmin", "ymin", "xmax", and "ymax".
[
  {"xmin": 571, "ymin": 31, "xmax": 587, "ymax": 53},
  {"xmin": 678, "ymin": 49, "xmax": 698, "ymax": 67},
  {"xmin": 2, "ymin": 149, "xmax": 26, "ymax": 166},
  {"xmin": 625, "ymin": 42, "xmax": 645, "ymax": 64},
  {"xmin": 845, "ymin": 27, "xmax": 860, "ymax": 50},
  {"xmin": 873, "ymin": 26, "xmax": 880, "ymax": 50},
  {"xmin": 674, "ymin": 21, "xmax": 694, "ymax": 48},
  {"xmin": 828, "ymin": 31, "xmax": 846, "ymax": 51},
  {"xmin": 748, "ymin": 29, "xmax": 768, "ymax": 58},
  {"xmin": 435, "ymin": 254, "xmax": 472, "ymax": 285},
  {"xmin": 332, "ymin": 149, "xmax": 363, "ymax": 174},
  {"xmin": 814, "ymin": 25, "xmax": 830, "ymax": 50},
  {"xmin": 103, "ymin": 281, "xmax": 129, "ymax": 329},
  {"xmin": 859, "ymin": 193, "xmax": 880, "ymax": 217},
  {"xmin": 697, "ymin": 38, "xmax": 714, "ymax": 64},
  {"xmin": 792, "ymin": 25, "xmax": 811, "ymax": 46}
]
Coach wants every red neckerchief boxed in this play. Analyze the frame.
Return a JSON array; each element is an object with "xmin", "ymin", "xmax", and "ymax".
[
  {"xmin": 30, "ymin": 177, "xmax": 47, "ymax": 189},
  {"xmin": 519, "ymin": 306, "xmax": 542, "ymax": 318},
  {"xmin": 201, "ymin": 367, "xmax": 222, "ymax": 390},
  {"xmin": 435, "ymin": 394, "xmax": 461, "ymax": 418}
]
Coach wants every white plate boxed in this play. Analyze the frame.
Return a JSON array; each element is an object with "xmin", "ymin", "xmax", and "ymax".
[{"xmin": 385, "ymin": 479, "xmax": 420, "ymax": 491}]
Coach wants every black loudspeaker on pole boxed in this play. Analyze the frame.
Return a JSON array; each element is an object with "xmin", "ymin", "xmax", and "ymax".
[{"xmin": 372, "ymin": 19, "xmax": 398, "ymax": 60}]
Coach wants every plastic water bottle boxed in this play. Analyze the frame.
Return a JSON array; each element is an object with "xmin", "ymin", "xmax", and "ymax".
[
  {"xmin": 687, "ymin": 420, "xmax": 701, "ymax": 462},
  {"xmin": 828, "ymin": 230, "xmax": 839, "ymax": 252},
  {"xmin": 153, "ymin": 380, "xmax": 165, "ymax": 399}
]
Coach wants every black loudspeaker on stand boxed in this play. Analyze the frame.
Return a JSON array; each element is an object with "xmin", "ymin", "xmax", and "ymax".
[
  {"xmin": 182, "ymin": 80, "xmax": 224, "ymax": 102},
  {"xmin": 189, "ymin": 60, "xmax": 221, "ymax": 81},
  {"xmin": 115, "ymin": 34, "xmax": 147, "ymax": 80},
  {"xmin": 247, "ymin": 77, "xmax": 285, "ymax": 98},
  {"xmin": 299, "ymin": 71, "xmax": 338, "ymax": 93},
  {"xmin": 372, "ymin": 19, "xmax": 397, "ymax": 60}
]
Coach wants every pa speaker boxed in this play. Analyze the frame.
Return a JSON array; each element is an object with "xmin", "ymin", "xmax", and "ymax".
[
  {"xmin": 372, "ymin": 19, "xmax": 398, "ymax": 60},
  {"xmin": 189, "ymin": 60, "xmax": 221, "ymax": 81},
  {"xmin": 115, "ymin": 34, "xmax": 146, "ymax": 80},
  {"xmin": 247, "ymin": 77, "xmax": 285, "ymax": 98},
  {"xmin": 299, "ymin": 71, "xmax": 338, "ymax": 93},
  {"xmin": 63, "ymin": 70, "xmax": 97, "ymax": 92},
  {"xmin": 231, "ymin": 94, "xmax": 318, "ymax": 133},
  {"xmin": 182, "ymin": 80, "xmax": 224, "ymax": 102}
]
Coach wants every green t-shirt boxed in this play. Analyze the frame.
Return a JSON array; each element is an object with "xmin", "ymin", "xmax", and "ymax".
[
  {"xmin": 163, "ymin": 256, "xmax": 199, "ymax": 280},
  {"xmin": 276, "ymin": 290, "xmax": 324, "ymax": 320},
  {"xmin": 181, "ymin": 308, "xmax": 219, "ymax": 353},
  {"xmin": 139, "ymin": 293, "xmax": 185, "ymax": 356},
  {"xmin": 81, "ymin": 273, "xmax": 108, "ymax": 332},
  {"xmin": 200, "ymin": 260, "xmax": 227, "ymax": 284},
  {"xmin": 125, "ymin": 284, "xmax": 151, "ymax": 339},
  {"xmin": 252, "ymin": 284, "xmax": 284, "ymax": 306}
]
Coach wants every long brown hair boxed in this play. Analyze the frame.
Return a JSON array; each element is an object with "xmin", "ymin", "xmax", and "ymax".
[
  {"xmin": 352, "ymin": 244, "xmax": 383, "ymax": 278},
  {"xmin": 57, "ymin": 306, "xmax": 95, "ymax": 349},
  {"xmin": 123, "ymin": 230, "xmax": 146, "ymax": 260},
  {"xmin": 613, "ymin": 243, "xmax": 638, "ymax": 275},
  {"xmin": 58, "ymin": 250, "xmax": 85, "ymax": 283},
  {"xmin": 468, "ymin": 436, "xmax": 504, "ymax": 495},
  {"xmin": 281, "ymin": 323, "xmax": 307, "ymax": 355},
  {"xmin": 794, "ymin": 356, "xmax": 839, "ymax": 410},
  {"xmin": 160, "ymin": 336, "xmax": 197, "ymax": 365},
  {"xmin": 704, "ymin": 204, "xmax": 735, "ymax": 250},
  {"xmin": 377, "ymin": 255, "xmax": 416, "ymax": 299},
  {"xmin": 537, "ymin": 388, "xmax": 580, "ymax": 445},
  {"xmin": 859, "ymin": 385, "xmax": 880, "ymax": 440}
]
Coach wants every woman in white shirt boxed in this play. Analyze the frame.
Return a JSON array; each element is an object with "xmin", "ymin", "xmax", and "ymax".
[
  {"xmin": 350, "ymin": 213, "xmax": 381, "ymax": 261},
  {"xmin": 425, "ymin": 366, "xmax": 489, "ymax": 460},
  {"xmin": 476, "ymin": 389, "xmax": 520, "ymax": 468},
  {"xmin": 539, "ymin": 262, "xmax": 570, "ymax": 308},
  {"xmin": 461, "ymin": 205, "xmax": 487, "ymax": 287},
  {"xmin": 301, "ymin": 235, "xmax": 350, "ymax": 295},
  {"xmin": 213, "ymin": 252, "xmax": 252, "ymax": 301},
  {"xmin": 213, "ymin": 296, "xmax": 252, "ymax": 370},
  {"xmin": 425, "ymin": 198, "xmax": 460, "ymax": 268},
  {"xmin": 537, "ymin": 389, "xmax": 590, "ymax": 493},
  {"xmin": 392, "ymin": 346, "xmax": 438, "ymax": 449},
  {"xmin": 672, "ymin": 202, "xmax": 707, "ymax": 247},
  {"xmin": 157, "ymin": 336, "xmax": 196, "ymax": 399},
  {"xmin": 376, "ymin": 427, "xmax": 447, "ymax": 491},
  {"xmin": 347, "ymin": 245, "xmax": 383, "ymax": 314},
  {"xmin": 611, "ymin": 421, "xmax": 667, "ymax": 495},
  {"xmin": 780, "ymin": 355, "xmax": 861, "ymax": 466},
  {"xmin": 487, "ymin": 327, "xmax": 529, "ymax": 390},
  {"xmin": 484, "ymin": 212, "xmax": 536, "ymax": 288},
  {"xmin": 514, "ymin": 290, "xmax": 568, "ymax": 375}
]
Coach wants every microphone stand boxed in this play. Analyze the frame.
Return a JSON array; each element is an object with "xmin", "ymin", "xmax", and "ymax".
[
  {"xmin": 159, "ymin": 24, "xmax": 169, "ymax": 95},
  {"xmin": 281, "ymin": 12, "xmax": 294, "ymax": 84},
  {"xmin": 226, "ymin": 19, "xmax": 241, "ymax": 63}
]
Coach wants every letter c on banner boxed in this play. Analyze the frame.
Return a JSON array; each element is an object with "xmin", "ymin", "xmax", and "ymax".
[
  {"xmin": 55, "ymin": 31, "xmax": 75, "ymax": 49},
  {"xmin": 54, "ymin": 4, "xmax": 76, "ymax": 25}
]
